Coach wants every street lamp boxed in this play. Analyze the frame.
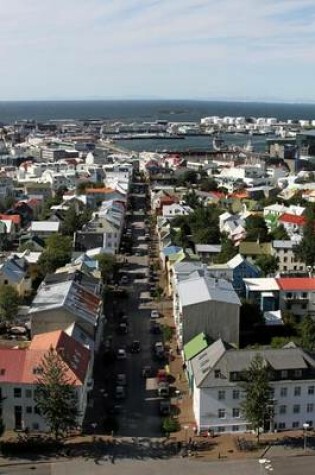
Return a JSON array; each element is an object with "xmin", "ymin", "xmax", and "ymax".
[{"xmin": 303, "ymin": 422, "xmax": 310, "ymax": 450}]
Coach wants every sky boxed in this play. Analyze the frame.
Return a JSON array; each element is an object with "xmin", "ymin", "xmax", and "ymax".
[{"xmin": 0, "ymin": 0, "xmax": 315, "ymax": 102}]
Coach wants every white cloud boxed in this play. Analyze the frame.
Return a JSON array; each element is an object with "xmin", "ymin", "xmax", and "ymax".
[{"xmin": 0, "ymin": 0, "xmax": 314, "ymax": 99}]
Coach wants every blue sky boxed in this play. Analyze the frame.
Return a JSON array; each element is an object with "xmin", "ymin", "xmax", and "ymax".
[{"xmin": 1, "ymin": 0, "xmax": 315, "ymax": 101}]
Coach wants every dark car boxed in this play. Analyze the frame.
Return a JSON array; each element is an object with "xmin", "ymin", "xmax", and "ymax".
[
  {"xmin": 150, "ymin": 321, "xmax": 161, "ymax": 334},
  {"xmin": 116, "ymin": 323, "xmax": 128, "ymax": 335},
  {"xmin": 142, "ymin": 365, "xmax": 152, "ymax": 378},
  {"xmin": 130, "ymin": 340, "xmax": 141, "ymax": 353},
  {"xmin": 159, "ymin": 400, "xmax": 171, "ymax": 415}
]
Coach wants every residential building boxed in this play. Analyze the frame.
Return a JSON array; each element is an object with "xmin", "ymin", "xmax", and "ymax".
[
  {"xmin": 190, "ymin": 339, "xmax": 315, "ymax": 433},
  {"xmin": 0, "ymin": 255, "xmax": 32, "ymax": 297},
  {"xmin": 174, "ymin": 273, "xmax": 240, "ymax": 348},
  {"xmin": 0, "ymin": 329, "xmax": 92, "ymax": 432},
  {"xmin": 272, "ymin": 241, "xmax": 306, "ymax": 274},
  {"xmin": 277, "ymin": 278, "xmax": 315, "ymax": 320},
  {"xmin": 29, "ymin": 221, "xmax": 60, "ymax": 238}
]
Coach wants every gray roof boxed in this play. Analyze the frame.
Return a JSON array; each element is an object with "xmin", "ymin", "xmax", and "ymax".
[
  {"xmin": 272, "ymin": 240, "xmax": 295, "ymax": 250},
  {"xmin": 190, "ymin": 339, "xmax": 315, "ymax": 388},
  {"xmin": 177, "ymin": 274, "xmax": 241, "ymax": 307},
  {"xmin": 195, "ymin": 244, "xmax": 222, "ymax": 253}
]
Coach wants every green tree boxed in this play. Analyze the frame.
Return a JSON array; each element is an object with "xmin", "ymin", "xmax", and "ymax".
[
  {"xmin": 270, "ymin": 337, "xmax": 296, "ymax": 349},
  {"xmin": 162, "ymin": 417, "xmax": 180, "ymax": 434},
  {"xmin": 294, "ymin": 205, "xmax": 315, "ymax": 266},
  {"xmin": 0, "ymin": 285, "xmax": 19, "ymax": 322},
  {"xmin": 241, "ymin": 354, "xmax": 272, "ymax": 443},
  {"xmin": 183, "ymin": 190, "xmax": 200, "ymax": 209},
  {"xmin": 96, "ymin": 253, "xmax": 118, "ymax": 283},
  {"xmin": 215, "ymin": 235, "xmax": 238, "ymax": 263},
  {"xmin": 255, "ymin": 255, "xmax": 279, "ymax": 277},
  {"xmin": 269, "ymin": 224, "xmax": 289, "ymax": 241},
  {"xmin": 34, "ymin": 347, "xmax": 79, "ymax": 440},
  {"xmin": 299, "ymin": 315, "xmax": 315, "ymax": 351},
  {"xmin": 38, "ymin": 234, "xmax": 72, "ymax": 275},
  {"xmin": 176, "ymin": 170, "xmax": 198, "ymax": 186},
  {"xmin": 245, "ymin": 215, "xmax": 269, "ymax": 242},
  {"xmin": 199, "ymin": 177, "xmax": 218, "ymax": 192},
  {"xmin": 62, "ymin": 205, "xmax": 92, "ymax": 236}
]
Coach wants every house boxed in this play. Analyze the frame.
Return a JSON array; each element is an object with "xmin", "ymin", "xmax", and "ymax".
[
  {"xmin": 195, "ymin": 244, "xmax": 222, "ymax": 263},
  {"xmin": 174, "ymin": 273, "xmax": 240, "ymax": 348},
  {"xmin": 278, "ymin": 214, "xmax": 306, "ymax": 238},
  {"xmin": 29, "ymin": 278, "xmax": 104, "ymax": 349},
  {"xmin": 0, "ymin": 330, "xmax": 92, "ymax": 432},
  {"xmin": 244, "ymin": 278, "xmax": 279, "ymax": 312},
  {"xmin": 30, "ymin": 221, "xmax": 60, "ymax": 239},
  {"xmin": 0, "ymin": 255, "xmax": 32, "ymax": 297},
  {"xmin": 74, "ymin": 200, "xmax": 125, "ymax": 254},
  {"xmin": 219, "ymin": 212, "xmax": 247, "ymax": 244},
  {"xmin": 206, "ymin": 254, "xmax": 261, "ymax": 296},
  {"xmin": 272, "ymin": 241, "xmax": 306, "ymax": 274},
  {"xmin": 277, "ymin": 278, "xmax": 315, "ymax": 320},
  {"xmin": 162, "ymin": 203, "xmax": 193, "ymax": 221},
  {"xmin": 190, "ymin": 339, "xmax": 315, "ymax": 433},
  {"xmin": 239, "ymin": 242, "xmax": 273, "ymax": 261}
]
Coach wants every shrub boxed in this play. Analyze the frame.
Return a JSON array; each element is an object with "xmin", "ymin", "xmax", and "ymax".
[{"xmin": 162, "ymin": 417, "xmax": 180, "ymax": 434}]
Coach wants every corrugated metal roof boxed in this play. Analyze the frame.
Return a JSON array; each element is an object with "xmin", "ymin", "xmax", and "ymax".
[{"xmin": 177, "ymin": 275, "xmax": 241, "ymax": 307}]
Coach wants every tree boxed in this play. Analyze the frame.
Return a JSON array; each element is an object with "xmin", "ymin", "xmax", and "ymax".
[
  {"xmin": 269, "ymin": 224, "xmax": 289, "ymax": 241},
  {"xmin": 241, "ymin": 354, "xmax": 273, "ymax": 443},
  {"xmin": 215, "ymin": 235, "xmax": 238, "ymax": 263},
  {"xmin": 96, "ymin": 253, "xmax": 118, "ymax": 283},
  {"xmin": 62, "ymin": 205, "xmax": 92, "ymax": 236},
  {"xmin": 255, "ymin": 255, "xmax": 279, "ymax": 277},
  {"xmin": 299, "ymin": 316, "xmax": 315, "ymax": 351},
  {"xmin": 245, "ymin": 215, "xmax": 269, "ymax": 242},
  {"xmin": 176, "ymin": 170, "xmax": 198, "ymax": 186},
  {"xmin": 183, "ymin": 190, "xmax": 200, "ymax": 209},
  {"xmin": 0, "ymin": 285, "xmax": 19, "ymax": 322},
  {"xmin": 199, "ymin": 177, "xmax": 218, "ymax": 192},
  {"xmin": 294, "ymin": 205, "xmax": 315, "ymax": 267},
  {"xmin": 34, "ymin": 347, "xmax": 79, "ymax": 440},
  {"xmin": 38, "ymin": 234, "xmax": 72, "ymax": 275}
]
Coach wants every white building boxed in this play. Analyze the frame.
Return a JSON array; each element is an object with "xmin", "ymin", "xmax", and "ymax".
[
  {"xmin": 0, "ymin": 329, "xmax": 92, "ymax": 432},
  {"xmin": 272, "ymin": 241, "xmax": 306, "ymax": 274},
  {"xmin": 190, "ymin": 339, "xmax": 315, "ymax": 433}
]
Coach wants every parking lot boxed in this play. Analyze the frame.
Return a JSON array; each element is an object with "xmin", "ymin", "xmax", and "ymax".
[{"xmin": 85, "ymin": 182, "xmax": 172, "ymax": 438}]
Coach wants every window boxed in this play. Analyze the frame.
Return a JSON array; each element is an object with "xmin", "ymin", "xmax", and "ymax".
[
  {"xmin": 283, "ymin": 257, "xmax": 288, "ymax": 263},
  {"xmin": 307, "ymin": 403, "xmax": 314, "ymax": 413},
  {"xmin": 292, "ymin": 421, "xmax": 299, "ymax": 429},
  {"xmin": 232, "ymin": 425, "xmax": 239, "ymax": 432},
  {"xmin": 280, "ymin": 387, "xmax": 287, "ymax": 397},
  {"xmin": 26, "ymin": 406, "xmax": 32, "ymax": 414},
  {"xmin": 294, "ymin": 370, "xmax": 302, "ymax": 378},
  {"xmin": 32, "ymin": 423, "xmax": 39, "ymax": 430},
  {"xmin": 278, "ymin": 422, "xmax": 286, "ymax": 430},
  {"xmin": 232, "ymin": 408, "xmax": 240, "ymax": 418},
  {"xmin": 25, "ymin": 389, "xmax": 32, "ymax": 398},
  {"xmin": 302, "ymin": 304, "xmax": 307, "ymax": 310},
  {"xmin": 302, "ymin": 292, "xmax": 307, "ymax": 298},
  {"xmin": 218, "ymin": 409, "xmax": 226, "ymax": 419},
  {"xmin": 230, "ymin": 372, "xmax": 239, "ymax": 381},
  {"xmin": 218, "ymin": 390, "xmax": 225, "ymax": 401},
  {"xmin": 34, "ymin": 406, "xmax": 41, "ymax": 415},
  {"xmin": 281, "ymin": 370, "xmax": 288, "ymax": 379},
  {"xmin": 294, "ymin": 386, "xmax": 301, "ymax": 396},
  {"xmin": 14, "ymin": 388, "xmax": 21, "ymax": 398},
  {"xmin": 4, "ymin": 280, "xmax": 8, "ymax": 285},
  {"xmin": 233, "ymin": 390, "xmax": 240, "ymax": 400},
  {"xmin": 308, "ymin": 386, "xmax": 315, "ymax": 395},
  {"xmin": 283, "ymin": 266, "xmax": 287, "ymax": 271},
  {"xmin": 286, "ymin": 292, "xmax": 292, "ymax": 298},
  {"xmin": 217, "ymin": 426, "xmax": 225, "ymax": 432},
  {"xmin": 293, "ymin": 404, "xmax": 300, "ymax": 414},
  {"xmin": 214, "ymin": 370, "xmax": 221, "ymax": 379},
  {"xmin": 279, "ymin": 405, "xmax": 287, "ymax": 415}
]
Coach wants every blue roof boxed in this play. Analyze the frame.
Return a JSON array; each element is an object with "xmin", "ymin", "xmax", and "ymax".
[{"xmin": 163, "ymin": 245, "xmax": 182, "ymax": 256}]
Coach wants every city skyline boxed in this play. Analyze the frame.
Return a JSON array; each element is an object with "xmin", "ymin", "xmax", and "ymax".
[{"xmin": 1, "ymin": 0, "xmax": 315, "ymax": 102}]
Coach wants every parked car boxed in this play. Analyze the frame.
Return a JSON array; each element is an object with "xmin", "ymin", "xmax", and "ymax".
[
  {"xmin": 116, "ymin": 348, "xmax": 127, "ymax": 360},
  {"xmin": 115, "ymin": 385, "xmax": 126, "ymax": 399},
  {"xmin": 156, "ymin": 369, "xmax": 168, "ymax": 383},
  {"xmin": 142, "ymin": 366, "xmax": 152, "ymax": 378},
  {"xmin": 150, "ymin": 321, "xmax": 161, "ymax": 334},
  {"xmin": 130, "ymin": 340, "xmax": 141, "ymax": 354},
  {"xmin": 116, "ymin": 373, "xmax": 127, "ymax": 386},
  {"xmin": 117, "ymin": 323, "xmax": 128, "ymax": 335},
  {"xmin": 157, "ymin": 382, "xmax": 170, "ymax": 398},
  {"xmin": 159, "ymin": 400, "xmax": 171, "ymax": 415},
  {"xmin": 120, "ymin": 275, "xmax": 129, "ymax": 285},
  {"xmin": 150, "ymin": 310, "xmax": 159, "ymax": 319},
  {"xmin": 154, "ymin": 342, "xmax": 165, "ymax": 359}
]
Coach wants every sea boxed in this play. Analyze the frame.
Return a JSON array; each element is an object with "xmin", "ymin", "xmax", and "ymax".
[{"xmin": 1, "ymin": 99, "xmax": 315, "ymax": 153}]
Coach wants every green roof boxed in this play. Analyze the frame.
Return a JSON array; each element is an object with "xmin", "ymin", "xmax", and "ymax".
[{"xmin": 184, "ymin": 332, "xmax": 209, "ymax": 361}]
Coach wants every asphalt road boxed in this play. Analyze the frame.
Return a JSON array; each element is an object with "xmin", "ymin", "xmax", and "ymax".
[
  {"xmin": 84, "ymin": 189, "xmax": 165, "ymax": 437},
  {"xmin": 3, "ymin": 456, "xmax": 315, "ymax": 475}
]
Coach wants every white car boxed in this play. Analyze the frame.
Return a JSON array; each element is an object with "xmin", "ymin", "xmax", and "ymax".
[
  {"xmin": 116, "ymin": 348, "xmax": 127, "ymax": 360},
  {"xmin": 150, "ymin": 310, "xmax": 159, "ymax": 319}
]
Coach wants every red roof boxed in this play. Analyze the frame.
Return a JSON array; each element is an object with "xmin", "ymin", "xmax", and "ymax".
[
  {"xmin": 277, "ymin": 278, "xmax": 315, "ymax": 291},
  {"xmin": 0, "ymin": 214, "xmax": 21, "ymax": 225},
  {"xmin": 86, "ymin": 187, "xmax": 114, "ymax": 194},
  {"xmin": 0, "ymin": 330, "xmax": 90, "ymax": 386},
  {"xmin": 279, "ymin": 213, "xmax": 306, "ymax": 226}
]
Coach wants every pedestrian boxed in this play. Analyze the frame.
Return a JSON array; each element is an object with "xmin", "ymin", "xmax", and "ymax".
[
  {"xmin": 193, "ymin": 426, "xmax": 198, "ymax": 436},
  {"xmin": 188, "ymin": 437, "xmax": 192, "ymax": 445}
]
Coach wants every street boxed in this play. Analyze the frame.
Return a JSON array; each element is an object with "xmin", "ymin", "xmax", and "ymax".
[
  {"xmin": 2, "ymin": 456, "xmax": 315, "ymax": 475},
  {"xmin": 85, "ymin": 183, "xmax": 166, "ymax": 437}
]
